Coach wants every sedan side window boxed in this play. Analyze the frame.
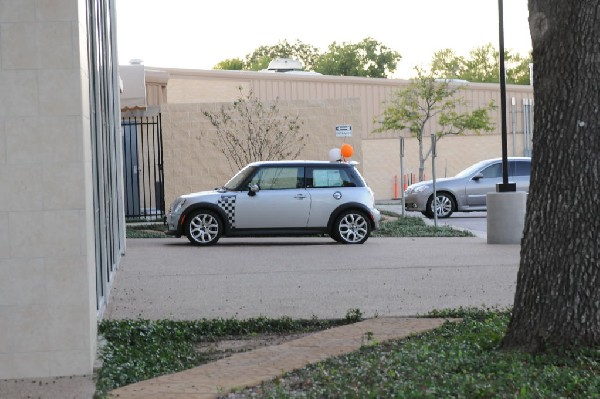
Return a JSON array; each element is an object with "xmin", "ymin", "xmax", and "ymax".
[
  {"xmin": 480, "ymin": 163, "xmax": 502, "ymax": 178},
  {"xmin": 512, "ymin": 161, "xmax": 531, "ymax": 177},
  {"xmin": 248, "ymin": 167, "xmax": 303, "ymax": 190}
]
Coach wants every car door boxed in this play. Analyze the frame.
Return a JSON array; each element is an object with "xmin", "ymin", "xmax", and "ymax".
[
  {"xmin": 305, "ymin": 166, "xmax": 362, "ymax": 227},
  {"xmin": 464, "ymin": 161, "xmax": 503, "ymax": 207},
  {"xmin": 234, "ymin": 165, "xmax": 311, "ymax": 229}
]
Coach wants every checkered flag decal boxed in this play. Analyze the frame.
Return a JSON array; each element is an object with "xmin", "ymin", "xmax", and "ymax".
[{"xmin": 218, "ymin": 195, "xmax": 236, "ymax": 228}]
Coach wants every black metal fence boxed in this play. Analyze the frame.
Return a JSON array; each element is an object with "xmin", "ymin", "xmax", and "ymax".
[{"xmin": 121, "ymin": 114, "xmax": 165, "ymax": 219}]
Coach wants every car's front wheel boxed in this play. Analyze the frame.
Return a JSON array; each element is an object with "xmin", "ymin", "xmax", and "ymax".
[
  {"xmin": 185, "ymin": 210, "xmax": 222, "ymax": 246},
  {"xmin": 332, "ymin": 210, "xmax": 371, "ymax": 244},
  {"xmin": 425, "ymin": 192, "xmax": 455, "ymax": 218}
]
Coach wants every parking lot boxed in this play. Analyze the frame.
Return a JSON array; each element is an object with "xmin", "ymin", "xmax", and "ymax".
[
  {"xmin": 426, "ymin": 211, "xmax": 488, "ymax": 238},
  {"xmin": 104, "ymin": 233, "xmax": 520, "ymax": 321}
]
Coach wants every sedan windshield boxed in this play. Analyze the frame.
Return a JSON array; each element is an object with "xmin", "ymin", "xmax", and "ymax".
[
  {"xmin": 223, "ymin": 165, "xmax": 257, "ymax": 190},
  {"xmin": 454, "ymin": 160, "xmax": 491, "ymax": 178}
]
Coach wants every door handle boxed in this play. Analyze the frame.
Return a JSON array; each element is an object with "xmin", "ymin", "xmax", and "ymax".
[{"xmin": 294, "ymin": 194, "xmax": 307, "ymax": 200}]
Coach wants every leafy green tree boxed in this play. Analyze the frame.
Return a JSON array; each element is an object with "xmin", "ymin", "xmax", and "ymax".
[
  {"xmin": 202, "ymin": 87, "xmax": 308, "ymax": 172},
  {"xmin": 501, "ymin": 0, "xmax": 599, "ymax": 353},
  {"xmin": 430, "ymin": 44, "xmax": 532, "ymax": 85},
  {"xmin": 429, "ymin": 49, "xmax": 465, "ymax": 79},
  {"xmin": 461, "ymin": 43, "xmax": 500, "ymax": 83},
  {"xmin": 373, "ymin": 68, "xmax": 495, "ymax": 180},
  {"xmin": 213, "ymin": 58, "xmax": 244, "ymax": 70},
  {"xmin": 214, "ymin": 37, "xmax": 401, "ymax": 77},
  {"xmin": 313, "ymin": 37, "xmax": 401, "ymax": 78},
  {"xmin": 243, "ymin": 39, "xmax": 321, "ymax": 71},
  {"xmin": 504, "ymin": 51, "xmax": 532, "ymax": 85}
]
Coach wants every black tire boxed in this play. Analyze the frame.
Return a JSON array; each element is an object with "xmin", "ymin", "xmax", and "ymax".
[
  {"xmin": 331, "ymin": 210, "xmax": 371, "ymax": 244},
  {"xmin": 426, "ymin": 192, "xmax": 455, "ymax": 219},
  {"xmin": 185, "ymin": 210, "xmax": 222, "ymax": 246}
]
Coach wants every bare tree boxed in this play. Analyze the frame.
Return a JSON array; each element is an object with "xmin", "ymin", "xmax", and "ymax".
[
  {"xmin": 501, "ymin": 0, "xmax": 599, "ymax": 353},
  {"xmin": 203, "ymin": 87, "xmax": 308, "ymax": 172}
]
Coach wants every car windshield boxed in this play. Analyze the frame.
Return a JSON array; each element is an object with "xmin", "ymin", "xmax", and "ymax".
[
  {"xmin": 454, "ymin": 160, "xmax": 492, "ymax": 178},
  {"xmin": 223, "ymin": 165, "xmax": 257, "ymax": 190}
]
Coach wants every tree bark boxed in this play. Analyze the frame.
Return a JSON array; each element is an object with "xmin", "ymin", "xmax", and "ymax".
[{"xmin": 501, "ymin": 0, "xmax": 600, "ymax": 352}]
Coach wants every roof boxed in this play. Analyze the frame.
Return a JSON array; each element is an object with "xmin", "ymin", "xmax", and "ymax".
[{"xmin": 246, "ymin": 160, "xmax": 356, "ymax": 167}]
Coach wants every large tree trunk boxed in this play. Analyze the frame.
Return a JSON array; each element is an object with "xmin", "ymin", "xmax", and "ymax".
[{"xmin": 501, "ymin": 0, "xmax": 600, "ymax": 352}]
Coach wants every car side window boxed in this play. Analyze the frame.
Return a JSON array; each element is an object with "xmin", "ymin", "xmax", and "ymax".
[
  {"xmin": 480, "ymin": 163, "xmax": 502, "ymax": 178},
  {"xmin": 306, "ymin": 167, "xmax": 358, "ymax": 188},
  {"xmin": 512, "ymin": 161, "xmax": 531, "ymax": 177},
  {"xmin": 248, "ymin": 167, "xmax": 303, "ymax": 190}
]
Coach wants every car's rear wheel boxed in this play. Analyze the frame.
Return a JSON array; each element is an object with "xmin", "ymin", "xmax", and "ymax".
[
  {"xmin": 185, "ymin": 210, "xmax": 222, "ymax": 246},
  {"xmin": 426, "ymin": 193, "xmax": 455, "ymax": 218},
  {"xmin": 332, "ymin": 210, "xmax": 371, "ymax": 244}
]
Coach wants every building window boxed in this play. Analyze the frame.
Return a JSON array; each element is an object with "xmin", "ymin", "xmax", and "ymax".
[{"xmin": 86, "ymin": 0, "xmax": 124, "ymax": 314}]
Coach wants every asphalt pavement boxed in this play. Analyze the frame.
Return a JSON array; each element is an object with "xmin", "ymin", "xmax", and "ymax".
[{"xmin": 103, "ymin": 234, "xmax": 518, "ymax": 321}]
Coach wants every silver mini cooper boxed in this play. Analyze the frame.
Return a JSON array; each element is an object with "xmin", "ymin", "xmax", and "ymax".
[{"xmin": 166, "ymin": 160, "xmax": 380, "ymax": 245}]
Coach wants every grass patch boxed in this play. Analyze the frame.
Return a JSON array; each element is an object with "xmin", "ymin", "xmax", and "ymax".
[
  {"xmin": 241, "ymin": 308, "xmax": 599, "ymax": 398},
  {"xmin": 95, "ymin": 312, "xmax": 362, "ymax": 398},
  {"xmin": 126, "ymin": 223, "xmax": 167, "ymax": 238},
  {"xmin": 373, "ymin": 211, "xmax": 474, "ymax": 237}
]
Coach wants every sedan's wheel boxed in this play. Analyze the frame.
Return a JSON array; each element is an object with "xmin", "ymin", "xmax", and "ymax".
[
  {"xmin": 333, "ymin": 210, "xmax": 371, "ymax": 244},
  {"xmin": 427, "ymin": 193, "xmax": 455, "ymax": 218},
  {"xmin": 185, "ymin": 210, "xmax": 222, "ymax": 246}
]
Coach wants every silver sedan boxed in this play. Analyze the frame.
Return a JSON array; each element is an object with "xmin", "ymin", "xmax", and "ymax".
[{"xmin": 404, "ymin": 157, "xmax": 531, "ymax": 218}]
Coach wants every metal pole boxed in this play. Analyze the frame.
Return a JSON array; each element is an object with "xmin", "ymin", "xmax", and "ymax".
[
  {"xmin": 431, "ymin": 133, "xmax": 438, "ymax": 228},
  {"xmin": 400, "ymin": 137, "xmax": 405, "ymax": 217},
  {"xmin": 497, "ymin": 0, "xmax": 516, "ymax": 192},
  {"xmin": 511, "ymin": 97, "xmax": 516, "ymax": 156}
]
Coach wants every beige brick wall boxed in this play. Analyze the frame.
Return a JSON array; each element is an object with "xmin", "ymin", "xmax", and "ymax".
[
  {"xmin": 162, "ymin": 98, "xmax": 365, "ymax": 206},
  {"xmin": 155, "ymin": 69, "xmax": 534, "ymax": 204},
  {"xmin": 162, "ymin": 100, "xmax": 530, "ymax": 203}
]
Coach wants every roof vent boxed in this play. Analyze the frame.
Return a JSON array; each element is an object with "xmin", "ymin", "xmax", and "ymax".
[{"xmin": 266, "ymin": 58, "xmax": 304, "ymax": 72}]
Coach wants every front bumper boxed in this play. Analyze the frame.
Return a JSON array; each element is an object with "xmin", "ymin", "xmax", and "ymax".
[
  {"xmin": 164, "ymin": 211, "xmax": 182, "ymax": 237},
  {"xmin": 403, "ymin": 193, "xmax": 429, "ymax": 212}
]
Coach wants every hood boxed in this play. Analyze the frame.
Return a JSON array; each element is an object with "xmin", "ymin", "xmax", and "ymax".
[
  {"xmin": 181, "ymin": 188, "xmax": 229, "ymax": 200},
  {"xmin": 407, "ymin": 177, "xmax": 454, "ymax": 189}
]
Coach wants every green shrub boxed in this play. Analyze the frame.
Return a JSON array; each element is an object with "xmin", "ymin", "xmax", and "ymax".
[
  {"xmin": 126, "ymin": 224, "xmax": 167, "ymax": 238},
  {"xmin": 373, "ymin": 214, "xmax": 474, "ymax": 237}
]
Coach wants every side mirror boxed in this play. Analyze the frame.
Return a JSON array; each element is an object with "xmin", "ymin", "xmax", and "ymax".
[
  {"xmin": 248, "ymin": 183, "xmax": 259, "ymax": 197},
  {"xmin": 472, "ymin": 173, "xmax": 484, "ymax": 181}
]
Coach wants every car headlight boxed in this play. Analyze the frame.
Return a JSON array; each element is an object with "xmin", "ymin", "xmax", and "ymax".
[
  {"xmin": 408, "ymin": 185, "xmax": 430, "ymax": 194},
  {"xmin": 171, "ymin": 198, "xmax": 186, "ymax": 214}
]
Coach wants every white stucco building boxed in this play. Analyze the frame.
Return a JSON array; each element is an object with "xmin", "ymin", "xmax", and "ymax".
[{"xmin": 0, "ymin": 0, "xmax": 123, "ymax": 379}]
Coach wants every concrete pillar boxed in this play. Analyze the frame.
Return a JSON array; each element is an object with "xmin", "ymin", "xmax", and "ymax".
[{"xmin": 487, "ymin": 192, "xmax": 527, "ymax": 244}]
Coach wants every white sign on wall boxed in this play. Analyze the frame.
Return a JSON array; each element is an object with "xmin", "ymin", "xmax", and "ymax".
[{"xmin": 335, "ymin": 124, "xmax": 352, "ymax": 137}]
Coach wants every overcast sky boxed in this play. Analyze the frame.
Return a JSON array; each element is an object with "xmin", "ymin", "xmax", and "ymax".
[{"xmin": 115, "ymin": 0, "xmax": 531, "ymax": 79}]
